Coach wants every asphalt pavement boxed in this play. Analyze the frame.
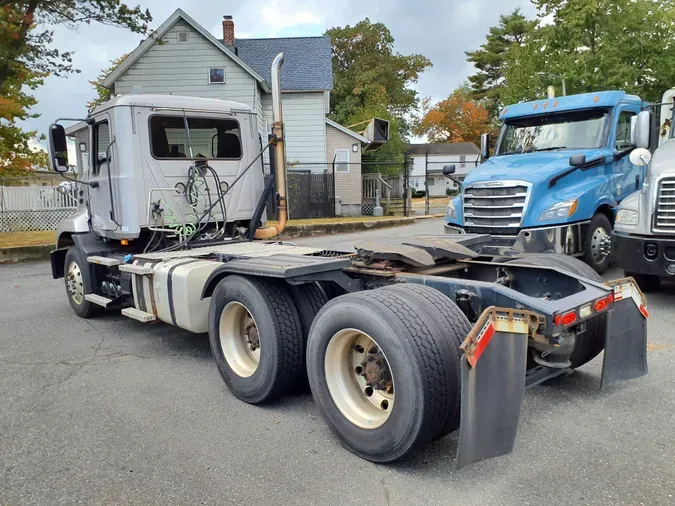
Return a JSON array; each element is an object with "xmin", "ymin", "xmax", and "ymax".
[{"xmin": 1, "ymin": 218, "xmax": 674, "ymax": 505}]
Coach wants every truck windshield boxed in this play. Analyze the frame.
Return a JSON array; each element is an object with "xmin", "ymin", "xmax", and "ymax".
[{"xmin": 497, "ymin": 109, "xmax": 609, "ymax": 155}]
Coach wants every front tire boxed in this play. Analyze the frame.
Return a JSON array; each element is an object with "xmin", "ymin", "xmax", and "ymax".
[
  {"xmin": 208, "ymin": 275, "xmax": 303, "ymax": 404},
  {"xmin": 307, "ymin": 288, "xmax": 455, "ymax": 463},
  {"xmin": 583, "ymin": 213, "xmax": 612, "ymax": 274},
  {"xmin": 64, "ymin": 248, "xmax": 103, "ymax": 318}
]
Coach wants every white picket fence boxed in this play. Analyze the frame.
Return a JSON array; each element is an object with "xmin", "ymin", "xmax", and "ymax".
[{"xmin": 0, "ymin": 186, "xmax": 78, "ymax": 232}]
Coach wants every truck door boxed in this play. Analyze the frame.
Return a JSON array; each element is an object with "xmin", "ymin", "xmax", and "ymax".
[
  {"xmin": 87, "ymin": 114, "xmax": 120, "ymax": 233},
  {"xmin": 612, "ymin": 107, "xmax": 641, "ymax": 202}
]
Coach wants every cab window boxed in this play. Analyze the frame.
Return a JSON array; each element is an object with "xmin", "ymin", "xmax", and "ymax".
[
  {"xmin": 92, "ymin": 121, "xmax": 110, "ymax": 176},
  {"xmin": 149, "ymin": 116, "xmax": 242, "ymax": 160},
  {"xmin": 615, "ymin": 111, "xmax": 635, "ymax": 150}
]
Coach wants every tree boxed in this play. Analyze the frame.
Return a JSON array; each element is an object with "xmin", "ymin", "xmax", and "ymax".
[
  {"xmin": 87, "ymin": 53, "xmax": 128, "ymax": 109},
  {"xmin": 465, "ymin": 9, "xmax": 537, "ymax": 118},
  {"xmin": 325, "ymin": 18, "xmax": 432, "ymax": 172},
  {"xmin": 415, "ymin": 85, "xmax": 491, "ymax": 145},
  {"xmin": 0, "ymin": 1, "xmax": 152, "ymax": 175},
  {"xmin": 476, "ymin": 0, "xmax": 675, "ymax": 108}
]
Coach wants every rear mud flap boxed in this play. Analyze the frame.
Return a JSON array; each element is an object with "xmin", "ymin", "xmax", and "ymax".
[
  {"xmin": 456, "ymin": 308, "xmax": 534, "ymax": 469},
  {"xmin": 601, "ymin": 278, "xmax": 648, "ymax": 388}
]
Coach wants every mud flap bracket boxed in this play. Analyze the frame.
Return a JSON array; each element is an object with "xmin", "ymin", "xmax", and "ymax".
[{"xmin": 456, "ymin": 308, "xmax": 537, "ymax": 470}]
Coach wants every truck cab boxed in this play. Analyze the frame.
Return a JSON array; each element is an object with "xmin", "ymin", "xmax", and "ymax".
[
  {"xmin": 445, "ymin": 91, "xmax": 645, "ymax": 273},
  {"xmin": 610, "ymin": 89, "xmax": 675, "ymax": 290}
]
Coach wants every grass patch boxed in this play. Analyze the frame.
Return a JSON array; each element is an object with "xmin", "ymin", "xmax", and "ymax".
[{"xmin": 0, "ymin": 231, "xmax": 55, "ymax": 248}]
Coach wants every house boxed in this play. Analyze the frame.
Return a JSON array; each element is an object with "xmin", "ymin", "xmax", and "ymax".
[
  {"xmin": 67, "ymin": 8, "xmax": 371, "ymax": 216},
  {"xmin": 408, "ymin": 143, "xmax": 481, "ymax": 196}
]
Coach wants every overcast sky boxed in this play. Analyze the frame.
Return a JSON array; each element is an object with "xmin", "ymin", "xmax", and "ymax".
[{"xmin": 24, "ymin": 0, "xmax": 537, "ymax": 147}]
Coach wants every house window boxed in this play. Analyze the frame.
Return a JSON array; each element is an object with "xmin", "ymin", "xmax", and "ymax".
[
  {"xmin": 177, "ymin": 31, "xmax": 188, "ymax": 43},
  {"xmin": 334, "ymin": 149, "xmax": 350, "ymax": 172},
  {"xmin": 209, "ymin": 68, "xmax": 225, "ymax": 84},
  {"xmin": 149, "ymin": 116, "xmax": 242, "ymax": 159},
  {"xmin": 459, "ymin": 155, "xmax": 466, "ymax": 168},
  {"xmin": 92, "ymin": 120, "xmax": 110, "ymax": 176}
]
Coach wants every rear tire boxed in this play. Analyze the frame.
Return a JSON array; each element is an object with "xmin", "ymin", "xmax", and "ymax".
[
  {"xmin": 306, "ymin": 288, "xmax": 454, "ymax": 463},
  {"xmin": 507, "ymin": 254, "xmax": 606, "ymax": 368},
  {"xmin": 381, "ymin": 283, "xmax": 471, "ymax": 439},
  {"xmin": 626, "ymin": 272, "xmax": 660, "ymax": 292},
  {"xmin": 583, "ymin": 213, "xmax": 612, "ymax": 274},
  {"xmin": 64, "ymin": 247, "xmax": 103, "ymax": 318},
  {"xmin": 208, "ymin": 275, "xmax": 303, "ymax": 404},
  {"xmin": 288, "ymin": 282, "xmax": 328, "ymax": 391}
]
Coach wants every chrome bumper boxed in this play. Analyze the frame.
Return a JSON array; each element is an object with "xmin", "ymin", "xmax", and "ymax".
[{"xmin": 445, "ymin": 222, "xmax": 590, "ymax": 256}]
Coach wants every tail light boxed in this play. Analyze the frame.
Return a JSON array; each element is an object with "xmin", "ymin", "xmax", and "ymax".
[{"xmin": 555, "ymin": 310, "xmax": 577, "ymax": 327}]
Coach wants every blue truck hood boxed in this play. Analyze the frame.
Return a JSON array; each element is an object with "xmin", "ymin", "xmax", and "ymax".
[{"xmin": 463, "ymin": 149, "xmax": 605, "ymax": 187}]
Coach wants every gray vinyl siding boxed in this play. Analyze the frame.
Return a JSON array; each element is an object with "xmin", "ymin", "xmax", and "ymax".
[
  {"xmin": 114, "ymin": 20, "xmax": 257, "ymax": 107},
  {"xmin": 262, "ymin": 91, "xmax": 326, "ymax": 165}
]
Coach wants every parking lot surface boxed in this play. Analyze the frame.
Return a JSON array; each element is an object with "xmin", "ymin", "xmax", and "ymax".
[{"xmin": 1, "ymin": 219, "xmax": 674, "ymax": 505}]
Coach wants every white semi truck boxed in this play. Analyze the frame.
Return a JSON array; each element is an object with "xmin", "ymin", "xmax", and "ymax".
[
  {"xmin": 48, "ymin": 53, "xmax": 648, "ymax": 468},
  {"xmin": 611, "ymin": 89, "xmax": 675, "ymax": 290}
]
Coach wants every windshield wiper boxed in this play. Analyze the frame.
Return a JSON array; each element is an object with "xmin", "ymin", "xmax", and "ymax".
[{"xmin": 525, "ymin": 146, "xmax": 567, "ymax": 153}]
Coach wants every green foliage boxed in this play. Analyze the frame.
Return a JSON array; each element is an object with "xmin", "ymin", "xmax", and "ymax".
[
  {"xmin": 465, "ymin": 9, "xmax": 537, "ymax": 118},
  {"xmin": 468, "ymin": 0, "xmax": 675, "ymax": 111},
  {"xmin": 325, "ymin": 18, "xmax": 432, "ymax": 174},
  {"xmin": 87, "ymin": 53, "xmax": 128, "ymax": 109},
  {"xmin": 0, "ymin": 1, "xmax": 152, "ymax": 175}
]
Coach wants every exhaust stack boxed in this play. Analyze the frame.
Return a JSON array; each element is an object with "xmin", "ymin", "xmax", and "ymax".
[{"xmin": 255, "ymin": 53, "xmax": 288, "ymax": 239}]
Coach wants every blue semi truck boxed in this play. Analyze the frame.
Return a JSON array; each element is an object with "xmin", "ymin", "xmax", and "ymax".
[{"xmin": 444, "ymin": 91, "xmax": 645, "ymax": 273}]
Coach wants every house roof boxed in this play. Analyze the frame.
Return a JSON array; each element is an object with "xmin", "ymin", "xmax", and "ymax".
[
  {"xmin": 101, "ymin": 9, "xmax": 270, "ymax": 92},
  {"xmin": 232, "ymin": 37, "xmax": 333, "ymax": 91},
  {"xmin": 325, "ymin": 118, "xmax": 369, "ymax": 144},
  {"xmin": 408, "ymin": 142, "xmax": 480, "ymax": 155}
]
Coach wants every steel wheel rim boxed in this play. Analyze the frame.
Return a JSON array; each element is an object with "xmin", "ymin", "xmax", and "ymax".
[
  {"xmin": 219, "ymin": 302, "xmax": 261, "ymax": 378},
  {"xmin": 590, "ymin": 226, "xmax": 609, "ymax": 264},
  {"xmin": 325, "ymin": 329, "xmax": 394, "ymax": 429},
  {"xmin": 66, "ymin": 260, "xmax": 84, "ymax": 305}
]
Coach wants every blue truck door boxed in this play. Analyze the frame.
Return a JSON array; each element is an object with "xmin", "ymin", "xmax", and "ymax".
[{"xmin": 612, "ymin": 106, "xmax": 641, "ymax": 204}]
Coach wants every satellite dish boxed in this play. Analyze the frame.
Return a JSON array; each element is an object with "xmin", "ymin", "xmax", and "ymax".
[{"xmin": 629, "ymin": 148, "xmax": 652, "ymax": 167}]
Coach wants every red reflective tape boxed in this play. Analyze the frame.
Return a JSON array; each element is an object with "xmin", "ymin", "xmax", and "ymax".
[
  {"xmin": 468, "ymin": 323, "xmax": 495, "ymax": 368},
  {"xmin": 639, "ymin": 304, "xmax": 649, "ymax": 319}
]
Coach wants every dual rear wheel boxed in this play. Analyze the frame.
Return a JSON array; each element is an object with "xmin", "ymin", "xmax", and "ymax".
[{"xmin": 209, "ymin": 276, "xmax": 470, "ymax": 462}]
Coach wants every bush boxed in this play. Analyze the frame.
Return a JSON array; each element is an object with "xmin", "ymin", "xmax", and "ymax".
[
  {"xmin": 446, "ymin": 188, "xmax": 459, "ymax": 196},
  {"xmin": 413, "ymin": 190, "xmax": 426, "ymax": 198}
]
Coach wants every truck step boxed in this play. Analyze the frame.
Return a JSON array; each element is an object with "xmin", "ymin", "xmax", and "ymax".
[
  {"xmin": 119, "ymin": 264, "xmax": 154, "ymax": 275},
  {"xmin": 87, "ymin": 256, "xmax": 121, "ymax": 267},
  {"xmin": 121, "ymin": 307, "xmax": 156, "ymax": 322},
  {"xmin": 84, "ymin": 294, "xmax": 113, "ymax": 307}
]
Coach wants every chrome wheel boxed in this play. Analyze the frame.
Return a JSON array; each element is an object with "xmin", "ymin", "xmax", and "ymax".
[
  {"xmin": 219, "ymin": 302, "xmax": 261, "ymax": 378},
  {"xmin": 66, "ymin": 260, "xmax": 84, "ymax": 305},
  {"xmin": 325, "ymin": 329, "xmax": 394, "ymax": 429},
  {"xmin": 590, "ymin": 226, "xmax": 610, "ymax": 264}
]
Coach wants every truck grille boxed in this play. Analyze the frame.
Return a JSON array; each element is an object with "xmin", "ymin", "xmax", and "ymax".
[
  {"xmin": 654, "ymin": 178, "xmax": 675, "ymax": 233},
  {"xmin": 463, "ymin": 181, "xmax": 530, "ymax": 230}
]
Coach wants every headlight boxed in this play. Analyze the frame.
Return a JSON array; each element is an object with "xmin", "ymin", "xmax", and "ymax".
[
  {"xmin": 446, "ymin": 198, "xmax": 457, "ymax": 220},
  {"xmin": 538, "ymin": 199, "xmax": 578, "ymax": 222},
  {"xmin": 616, "ymin": 209, "xmax": 639, "ymax": 226}
]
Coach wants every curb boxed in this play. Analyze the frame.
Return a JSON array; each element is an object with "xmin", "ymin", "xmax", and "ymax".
[
  {"xmin": 0, "ymin": 215, "xmax": 444, "ymax": 263},
  {"xmin": 0, "ymin": 245, "xmax": 53, "ymax": 264}
]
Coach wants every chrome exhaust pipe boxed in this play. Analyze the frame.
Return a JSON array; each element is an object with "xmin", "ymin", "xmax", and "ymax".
[{"xmin": 255, "ymin": 52, "xmax": 288, "ymax": 239}]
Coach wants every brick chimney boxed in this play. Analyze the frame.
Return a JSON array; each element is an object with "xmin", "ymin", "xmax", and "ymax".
[{"xmin": 222, "ymin": 15, "xmax": 235, "ymax": 49}]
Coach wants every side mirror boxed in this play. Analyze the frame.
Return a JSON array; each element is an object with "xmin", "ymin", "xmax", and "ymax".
[
  {"xmin": 632, "ymin": 110, "xmax": 650, "ymax": 149},
  {"xmin": 443, "ymin": 164, "xmax": 456, "ymax": 177},
  {"xmin": 569, "ymin": 154, "xmax": 586, "ymax": 167},
  {"xmin": 629, "ymin": 147, "xmax": 652, "ymax": 167},
  {"xmin": 48, "ymin": 124, "xmax": 69, "ymax": 173},
  {"xmin": 480, "ymin": 133, "xmax": 490, "ymax": 160}
]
